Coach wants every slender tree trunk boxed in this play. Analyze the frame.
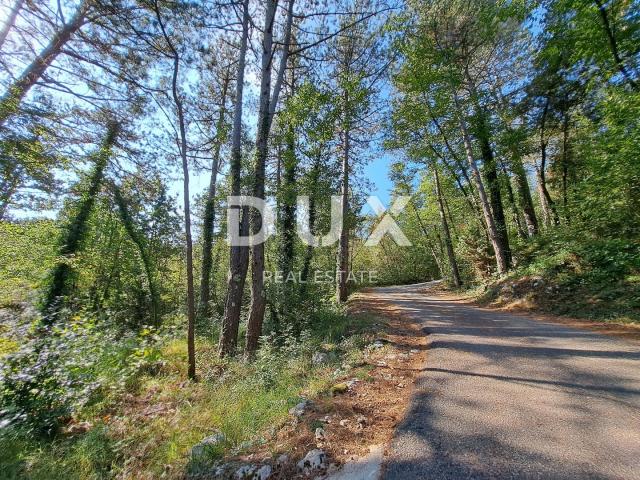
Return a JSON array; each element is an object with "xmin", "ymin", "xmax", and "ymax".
[
  {"xmin": 511, "ymin": 156, "xmax": 538, "ymax": 236},
  {"xmin": 246, "ymin": 0, "xmax": 277, "ymax": 356},
  {"xmin": 537, "ymin": 98, "xmax": 559, "ymax": 227},
  {"xmin": 43, "ymin": 122, "xmax": 119, "ymax": 319},
  {"xmin": 428, "ymin": 110, "xmax": 482, "ymax": 218},
  {"xmin": 502, "ymin": 165, "xmax": 527, "ymax": 240},
  {"xmin": 428, "ymin": 117, "xmax": 489, "ymax": 238},
  {"xmin": 475, "ymin": 109, "xmax": 512, "ymax": 268},
  {"xmin": 155, "ymin": 2, "xmax": 195, "ymax": 379},
  {"xmin": 337, "ymin": 101, "xmax": 351, "ymax": 302},
  {"xmin": 410, "ymin": 200, "xmax": 444, "ymax": 276},
  {"xmin": 0, "ymin": 1, "xmax": 88, "ymax": 126},
  {"xmin": 300, "ymin": 158, "xmax": 321, "ymax": 292},
  {"xmin": 199, "ymin": 71, "xmax": 230, "ymax": 319},
  {"xmin": 246, "ymin": 0, "xmax": 294, "ymax": 355},
  {"xmin": 219, "ymin": 0, "xmax": 250, "ymax": 357},
  {"xmin": 278, "ymin": 122, "xmax": 297, "ymax": 277},
  {"xmin": 453, "ymin": 91, "xmax": 509, "ymax": 275},
  {"xmin": 434, "ymin": 167, "xmax": 462, "ymax": 287},
  {"xmin": 561, "ymin": 109, "xmax": 570, "ymax": 218},
  {"xmin": 594, "ymin": 0, "xmax": 638, "ymax": 90},
  {"xmin": 493, "ymin": 91, "xmax": 539, "ymax": 237},
  {"xmin": 0, "ymin": 0, "xmax": 25, "ymax": 51}
]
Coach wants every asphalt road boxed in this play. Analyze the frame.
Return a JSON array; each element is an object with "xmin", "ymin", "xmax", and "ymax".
[{"xmin": 378, "ymin": 282, "xmax": 640, "ymax": 480}]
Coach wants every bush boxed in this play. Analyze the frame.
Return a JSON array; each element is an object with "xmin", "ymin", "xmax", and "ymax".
[{"xmin": 0, "ymin": 313, "xmax": 159, "ymax": 436}]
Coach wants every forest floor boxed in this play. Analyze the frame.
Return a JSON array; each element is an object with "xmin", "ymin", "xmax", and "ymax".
[{"xmin": 210, "ymin": 291, "xmax": 429, "ymax": 479}]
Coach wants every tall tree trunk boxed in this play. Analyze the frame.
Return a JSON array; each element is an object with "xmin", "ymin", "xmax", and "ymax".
[
  {"xmin": 219, "ymin": 0, "xmax": 250, "ymax": 357},
  {"xmin": 493, "ymin": 91, "xmax": 539, "ymax": 237},
  {"xmin": 278, "ymin": 122, "xmax": 297, "ymax": 278},
  {"xmin": 155, "ymin": 1, "xmax": 195, "ymax": 379},
  {"xmin": 199, "ymin": 71, "xmax": 230, "ymax": 319},
  {"xmin": 246, "ymin": 0, "xmax": 277, "ymax": 356},
  {"xmin": 427, "ymin": 114, "xmax": 489, "ymax": 240},
  {"xmin": 246, "ymin": 0, "xmax": 294, "ymax": 355},
  {"xmin": 43, "ymin": 122, "xmax": 119, "ymax": 319},
  {"xmin": 0, "ymin": 0, "xmax": 25, "ymax": 51},
  {"xmin": 502, "ymin": 165, "xmax": 527, "ymax": 240},
  {"xmin": 434, "ymin": 167, "xmax": 462, "ymax": 287},
  {"xmin": 538, "ymin": 98, "xmax": 559, "ymax": 227},
  {"xmin": 336, "ymin": 99, "xmax": 351, "ymax": 302},
  {"xmin": 475, "ymin": 108, "xmax": 512, "ymax": 268},
  {"xmin": 300, "ymin": 158, "xmax": 321, "ymax": 293},
  {"xmin": 561, "ymin": 109, "xmax": 570, "ymax": 219},
  {"xmin": 453, "ymin": 91, "xmax": 509, "ymax": 275},
  {"xmin": 410, "ymin": 200, "xmax": 444, "ymax": 277},
  {"xmin": 0, "ymin": 0, "xmax": 88, "ymax": 126},
  {"xmin": 594, "ymin": 0, "xmax": 638, "ymax": 90},
  {"xmin": 511, "ymin": 156, "xmax": 538, "ymax": 236}
]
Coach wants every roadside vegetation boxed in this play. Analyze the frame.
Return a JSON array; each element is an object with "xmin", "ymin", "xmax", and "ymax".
[{"xmin": 0, "ymin": 0, "xmax": 639, "ymax": 479}]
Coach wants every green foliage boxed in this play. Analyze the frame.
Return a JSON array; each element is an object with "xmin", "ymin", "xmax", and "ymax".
[
  {"xmin": 0, "ymin": 303, "xmax": 375, "ymax": 479},
  {"xmin": 483, "ymin": 229, "xmax": 640, "ymax": 322},
  {"xmin": 0, "ymin": 220, "xmax": 59, "ymax": 306},
  {"xmin": 43, "ymin": 123, "xmax": 119, "ymax": 317},
  {"xmin": 0, "ymin": 425, "xmax": 120, "ymax": 480},
  {"xmin": 0, "ymin": 314, "xmax": 158, "ymax": 436}
]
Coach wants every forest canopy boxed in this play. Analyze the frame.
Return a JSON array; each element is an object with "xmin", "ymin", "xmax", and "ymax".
[{"xmin": 0, "ymin": 0, "xmax": 638, "ymax": 477}]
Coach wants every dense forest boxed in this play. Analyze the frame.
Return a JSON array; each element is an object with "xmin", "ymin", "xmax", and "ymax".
[{"xmin": 0, "ymin": 0, "xmax": 638, "ymax": 478}]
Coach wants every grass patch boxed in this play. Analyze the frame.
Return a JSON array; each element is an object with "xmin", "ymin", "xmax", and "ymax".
[{"xmin": 0, "ymin": 308, "xmax": 377, "ymax": 479}]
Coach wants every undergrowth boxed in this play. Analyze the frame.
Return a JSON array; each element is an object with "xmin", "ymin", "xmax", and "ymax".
[
  {"xmin": 0, "ymin": 306, "xmax": 377, "ymax": 480},
  {"xmin": 478, "ymin": 228, "xmax": 640, "ymax": 323}
]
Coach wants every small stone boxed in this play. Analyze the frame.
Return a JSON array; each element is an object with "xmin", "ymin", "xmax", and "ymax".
[
  {"xmin": 345, "ymin": 378, "xmax": 359, "ymax": 388},
  {"xmin": 312, "ymin": 352, "xmax": 329, "ymax": 365},
  {"xmin": 331, "ymin": 383, "xmax": 349, "ymax": 395},
  {"xmin": 356, "ymin": 415, "xmax": 367, "ymax": 427},
  {"xmin": 410, "ymin": 349, "xmax": 419, "ymax": 354},
  {"xmin": 65, "ymin": 421, "xmax": 92, "ymax": 435},
  {"xmin": 297, "ymin": 449, "xmax": 327, "ymax": 474},
  {"xmin": 211, "ymin": 465, "xmax": 226, "ymax": 478},
  {"xmin": 276, "ymin": 454, "xmax": 289, "ymax": 466},
  {"xmin": 289, "ymin": 400, "xmax": 310, "ymax": 417},
  {"xmin": 234, "ymin": 464, "xmax": 271, "ymax": 479},
  {"xmin": 202, "ymin": 432, "xmax": 226, "ymax": 445},
  {"xmin": 371, "ymin": 340, "xmax": 384, "ymax": 349},
  {"xmin": 339, "ymin": 419, "xmax": 349, "ymax": 427},
  {"xmin": 315, "ymin": 427, "xmax": 326, "ymax": 442},
  {"xmin": 191, "ymin": 431, "xmax": 226, "ymax": 460},
  {"xmin": 253, "ymin": 465, "xmax": 272, "ymax": 480},
  {"xmin": 234, "ymin": 465, "xmax": 255, "ymax": 479}
]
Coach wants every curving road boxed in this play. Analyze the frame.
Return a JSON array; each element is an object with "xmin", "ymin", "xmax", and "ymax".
[{"xmin": 377, "ymin": 282, "xmax": 640, "ymax": 480}]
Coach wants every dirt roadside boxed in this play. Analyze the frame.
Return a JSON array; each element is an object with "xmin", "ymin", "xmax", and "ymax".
[{"xmin": 221, "ymin": 289, "xmax": 428, "ymax": 479}]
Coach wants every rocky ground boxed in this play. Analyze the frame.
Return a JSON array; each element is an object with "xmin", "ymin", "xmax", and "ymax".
[{"xmin": 194, "ymin": 290, "xmax": 428, "ymax": 480}]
